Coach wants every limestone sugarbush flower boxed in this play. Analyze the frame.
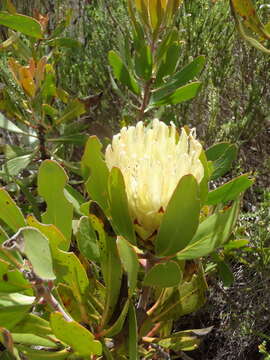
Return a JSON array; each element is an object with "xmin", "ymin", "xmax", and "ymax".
[{"xmin": 105, "ymin": 119, "xmax": 204, "ymax": 239}]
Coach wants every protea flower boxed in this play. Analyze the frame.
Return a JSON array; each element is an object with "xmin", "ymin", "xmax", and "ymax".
[{"xmin": 105, "ymin": 119, "xmax": 204, "ymax": 239}]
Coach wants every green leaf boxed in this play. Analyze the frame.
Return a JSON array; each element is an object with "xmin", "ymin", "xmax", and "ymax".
[
  {"xmin": 155, "ymin": 42, "xmax": 180, "ymax": 85},
  {"xmin": 12, "ymin": 314, "xmax": 52, "ymax": 337},
  {"xmin": 0, "ymin": 293, "xmax": 35, "ymax": 330},
  {"xmin": 108, "ymin": 167, "xmax": 136, "ymax": 245},
  {"xmin": 150, "ymin": 268, "xmax": 207, "ymax": 322},
  {"xmin": 153, "ymin": 56, "xmax": 206, "ymax": 97},
  {"xmin": 199, "ymin": 150, "xmax": 210, "ymax": 205},
  {"xmin": 158, "ymin": 333, "xmax": 200, "ymax": 352},
  {"xmin": 52, "ymin": 250, "xmax": 89, "ymax": 302},
  {"xmin": 12, "ymin": 333, "xmax": 58, "ymax": 348},
  {"xmin": 47, "ymin": 37, "xmax": 82, "ymax": 49},
  {"xmin": 116, "ymin": 236, "xmax": 139, "ymax": 296},
  {"xmin": 0, "ymin": 113, "xmax": 27, "ymax": 134},
  {"xmin": 0, "ymin": 259, "xmax": 29, "ymax": 293},
  {"xmin": 155, "ymin": 175, "xmax": 200, "ymax": 257},
  {"xmin": 217, "ymin": 260, "xmax": 234, "ymax": 287},
  {"xmin": 149, "ymin": 82, "xmax": 202, "ymax": 108},
  {"xmin": 82, "ymin": 136, "xmax": 109, "ymax": 214},
  {"xmin": 108, "ymin": 50, "xmax": 140, "ymax": 95},
  {"xmin": 0, "ymin": 188, "xmax": 26, "ymax": 231},
  {"xmin": 128, "ymin": 304, "xmax": 138, "ymax": 360},
  {"xmin": 38, "ymin": 160, "xmax": 73, "ymax": 244},
  {"xmin": 103, "ymin": 299, "xmax": 130, "ymax": 337},
  {"xmin": 90, "ymin": 213, "xmax": 122, "ymax": 327},
  {"xmin": 76, "ymin": 216, "xmax": 100, "ymax": 262},
  {"xmin": 16, "ymin": 347, "xmax": 69, "ymax": 360},
  {"xmin": 2, "ymin": 154, "xmax": 32, "ymax": 176},
  {"xmin": 27, "ymin": 215, "xmax": 68, "ymax": 252},
  {"xmin": 176, "ymin": 200, "xmax": 240, "ymax": 260},
  {"xmin": 0, "ymin": 12, "xmax": 42, "ymax": 38},
  {"xmin": 134, "ymin": 40, "xmax": 152, "ymax": 81},
  {"xmin": 3, "ymin": 227, "xmax": 56, "ymax": 281},
  {"xmin": 223, "ymin": 239, "xmax": 249, "ymax": 251},
  {"xmin": 48, "ymin": 134, "xmax": 88, "ymax": 145},
  {"xmin": 143, "ymin": 261, "xmax": 182, "ymax": 288},
  {"xmin": 206, "ymin": 143, "xmax": 238, "ymax": 180},
  {"xmin": 64, "ymin": 184, "xmax": 85, "ymax": 215},
  {"xmin": 50, "ymin": 312, "xmax": 102, "ymax": 356},
  {"xmin": 207, "ymin": 174, "xmax": 254, "ymax": 205},
  {"xmin": 56, "ymin": 99, "xmax": 85, "ymax": 125}
]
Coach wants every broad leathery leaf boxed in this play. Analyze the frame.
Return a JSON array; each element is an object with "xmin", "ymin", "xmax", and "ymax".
[
  {"xmin": 64, "ymin": 184, "xmax": 85, "ymax": 215},
  {"xmin": 223, "ymin": 239, "xmax": 249, "ymax": 251},
  {"xmin": 155, "ymin": 42, "xmax": 180, "ymax": 85},
  {"xmin": 57, "ymin": 284, "xmax": 84, "ymax": 323},
  {"xmin": 56, "ymin": 99, "xmax": 85, "ymax": 125},
  {"xmin": 152, "ymin": 56, "xmax": 206, "ymax": 99},
  {"xmin": 76, "ymin": 216, "xmax": 100, "ymax": 262},
  {"xmin": 156, "ymin": 28, "xmax": 179, "ymax": 63},
  {"xmin": 2, "ymin": 154, "xmax": 32, "ymax": 176},
  {"xmin": 3, "ymin": 227, "xmax": 55, "ymax": 280},
  {"xmin": 155, "ymin": 175, "xmax": 200, "ymax": 257},
  {"xmin": 206, "ymin": 174, "xmax": 254, "ymax": 205},
  {"xmin": 89, "ymin": 213, "xmax": 122, "ymax": 327},
  {"xmin": 0, "ymin": 226, "xmax": 22, "ymax": 265},
  {"xmin": 82, "ymin": 136, "xmax": 109, "ymax": 214},
  {"xmin": 51, "ymin": 250, "xmax": 89, "ymax": 301},
  {"xmin": 0, "ymin": 12, "xmax": 42, "ymax": 38},
  {"xmin": 47, "ymin": 37, "xmax": 82, "ymax": 49},
  {"xmin": 0, "ymin": 112, "xmax": 27, "ymax": 134},
  {"xmin": 217, "ymin": 260, "xmax": 234, "ymax": 287},
  {"xmin": 116, "ymin": 236, "xmax": 139, "ymax": 296},
  {"xmin": 108, "ymin": 50, "xmax": 140, "ymax": 95},
  {"xmin": 25, "ymin": 219, "xmax": 90, "ymax": 302},
  {"xmin": 128, "ymin": 304, "xmax": 138, "ymax": 360},
  {"xmin": 15, "ymin": 347, "xmax": 69, "ymax": 360},
  {"xmin": 206, "ymin": 143, "xmax": 238, "ymax": 180},
  {"xmin": 0, "ymin": 188, "xmax": 26, "ymax": 231},
  {"xmin": 27, "ymin": 215, "xmax": 68, "ymax": 251},
  {"xmin": 158, "ymin": 334, "xmax": 200, "ymax": 352},
  {"xmin": 0, "ymin": 293, "xmax": 35, "ymax": 330},
  {"xmin": 102, "ymin": 299, "xmax": 130, "ymax": 337},
  {"xmin": 50, "ymin": 312, "xmax": 102, "ymax": 356},
  {"xmin": 12, "ymin": 314, "xmax": 52, "ymax": 338},
  {"xmin": 143, "ymin": 261, "xmax": 182, "ymax": 288},
  {"xmin": 134, "ymin": 41, "xmax": 152, "ymax": 81},
  {"xmin": 206, "ymin": 142, "xmax": 234, "ymax": 161},
  {"xmin": 108, "ymin": 167, "xmax": 136, "ymax": 245},
  {"xmin": 48, "ymin": 134, "xmax": 88, "ymax": 146},
  {"xmin": 0, "ymin": 259, "xmax": 30, "ymax": 293},
  {"xmin": 199, "ymin": 150, "xmax": 210, "ymax": 206},
  {"xmin": 176, "ymin": 200, "xmax": 240, "ymax": 260},
  {"xmin": 11, "ymin": 333, "xmax": 57, "ymax": 348},
  {"xmin": 38, "ymin": 160, "xmax": 73, "ymax": 243},
  {"xmin": 231, "ymin": 0, "xmax": 270, "ymax": 40},
  {"xmin": 149, "ymin": 82, "xmax": 202, "ymax": 108},
  {"xmin": 150, "ymin": 268, "xmax": 207, "ymax": 322}
]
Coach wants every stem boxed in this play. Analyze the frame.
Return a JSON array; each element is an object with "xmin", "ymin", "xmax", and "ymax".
[
  {"xmin": 137, "ymin": 79, "xmax": 152, "ymax": 122},
  {"xmin": 137, "ymin": 258, "xmax": 152, "ymax": 311},
  {"xmin": 37, "ymin": 124, "xmax": 50, "ymax": 160},
  {"xmin": 35, "ymin": 281, "xmax": 73, "ymax": 322}
]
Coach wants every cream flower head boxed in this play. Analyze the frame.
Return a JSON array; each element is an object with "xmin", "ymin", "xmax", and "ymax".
[{"xmin": 105, "ymin": 119, "xmax": 204, "ymax": 239}]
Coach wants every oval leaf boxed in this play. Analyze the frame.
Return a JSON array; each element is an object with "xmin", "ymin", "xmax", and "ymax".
[
  {"xmin": 155, "ymin": 175, "xmax": 200, "ymax": 257},
  {"xmin": 143, "ymin": 261, "xmax": 182, "ymax": 288},
  {"xmin": 108, "ymin": 167, "xmax": 136, "ymax": 245},
  {"xmin": 0, "ymin": 12, "xmax": 42, "ymax": 38},
  {"xmin": 50, "ymin": 312, "xmax": 102, "ymax": 356},
  {"xmin": 108, "ymin": 50, "xmax": 140, "ymax": 95}
]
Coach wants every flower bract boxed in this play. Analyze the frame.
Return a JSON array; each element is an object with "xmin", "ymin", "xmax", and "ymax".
[{"xmin": 105, "ymin": 119, "xmax": 204, "ymax": 239}]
